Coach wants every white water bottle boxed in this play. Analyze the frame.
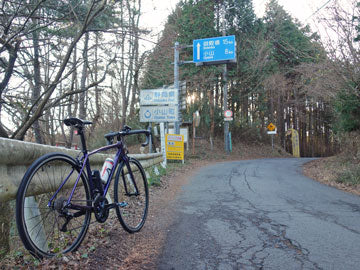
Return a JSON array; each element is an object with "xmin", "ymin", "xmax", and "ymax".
[{"xmin": 100, "ymin": 158, "xmax": 114, "ymax": 184}]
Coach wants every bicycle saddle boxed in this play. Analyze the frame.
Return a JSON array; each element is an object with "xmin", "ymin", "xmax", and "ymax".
[{"xmin": 64, "ymin": 117, "xmax": 92, "ymax": 127}]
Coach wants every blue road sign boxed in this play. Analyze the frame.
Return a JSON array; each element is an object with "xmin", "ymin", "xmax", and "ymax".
[{"xmin": 193, "ymin": 35, "xmax": 236, "ymax": 64}]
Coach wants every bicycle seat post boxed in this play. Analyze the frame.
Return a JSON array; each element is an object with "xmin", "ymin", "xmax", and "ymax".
[{"xmin": 76, "ymin": 126, "xmax": 88, "ymax": 154}]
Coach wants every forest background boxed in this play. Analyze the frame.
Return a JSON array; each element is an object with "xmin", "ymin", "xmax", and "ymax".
[
  {"xmin": 1, "ymin": 0, "xmax": 360, "ymax": 258},
  {"xmin": 1, "ymin": 0, "xmax": 359, "ymax": 156},
  {"xmin": 0, "ymin": 0, "xmax": 358, "ymax": 154}
]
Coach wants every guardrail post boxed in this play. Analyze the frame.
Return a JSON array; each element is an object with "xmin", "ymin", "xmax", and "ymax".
[{"xmin": 0, "ymin": 137, "xmax": 164, "ymax": 257}]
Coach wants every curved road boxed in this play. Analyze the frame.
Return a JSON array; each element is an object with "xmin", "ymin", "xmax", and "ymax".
[{"xmin": 157, "ymin": 158, "xmax": 360, "ymax": 269}]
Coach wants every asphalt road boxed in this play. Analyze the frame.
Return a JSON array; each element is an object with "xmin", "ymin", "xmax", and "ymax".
[{"xmin": 157, "ymin": 158, "xmax": 360, "ymax": 270}]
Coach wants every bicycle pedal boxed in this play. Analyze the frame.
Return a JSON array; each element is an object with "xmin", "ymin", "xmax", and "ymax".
[{"xmin": 117, "ymin": 202, "xmax": 128, "ymax": 207}]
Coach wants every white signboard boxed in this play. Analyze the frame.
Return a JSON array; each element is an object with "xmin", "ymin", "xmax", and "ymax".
[
  {"xmin": 168, "ymin": 127, "xmax": 189, "ymax": 143},
  {"xmin": 140, "ymin": 105, "xmax": 179, "ymax": 122},
  {"xmin": 140, "ymin": 88, "xmax": 178, "ymax": 105}
]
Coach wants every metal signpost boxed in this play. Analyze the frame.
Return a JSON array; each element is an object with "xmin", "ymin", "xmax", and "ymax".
[
  {"xmin": 267, "ymin": 123, "xmax": 277, "ymax": 150},
  {"xmin": 174, "ymin": 42, "xmax": 181, "ymax": 134},
  {"xmin": 140, "ymin": 87, "xmax": 181, "ymax": 162},
  {"xmin": 192, "ymin": 35, "xmax": 236, "ymax": 153},
  {"xmin": 160, "ymin": 123, "xmax": 166, "ymax": 165},
  {"xmin": 224, "ymin": 110, "xmax": 233, "ymax": 153},
  {"xmin": 172, "ymin": 35, "xmax": 236, "ymax": 154},
  {"xmin": 224, "ymin": 109, "xmax": 233, "ymax": 121}
]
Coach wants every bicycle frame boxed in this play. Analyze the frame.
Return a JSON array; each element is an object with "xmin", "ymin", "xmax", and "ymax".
[
  {"xmin": 47, "ymin": 138, "xmax": 139, "ymax": 212},
  {"xmin": 16, "ymin": 117, "xmax": 150, "ymax": 259}
]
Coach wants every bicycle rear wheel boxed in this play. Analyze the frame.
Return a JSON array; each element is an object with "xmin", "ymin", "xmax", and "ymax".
[
  {"xmin": 114, "ymin": 158, "xmax": 149, "ymax": 233},
  {"xmin": 16, "ymin": 153, "xmax": 91, "ymax": 259}
]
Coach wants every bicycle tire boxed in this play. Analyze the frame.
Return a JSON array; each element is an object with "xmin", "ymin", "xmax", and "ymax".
[
  {"xmin": 114, "ymin": 158, "xmax": 149, "ymax": 233},
  {"xmin": 16, "ymin": 153, "xmax": 91, "ymax": 258}
]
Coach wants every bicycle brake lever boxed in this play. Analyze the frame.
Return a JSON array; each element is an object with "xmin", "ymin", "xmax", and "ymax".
[
  {"xmin": 141, "ymin": 128, "xmax": 151, "ymax": 147},
  {"xmin": 122, "ymin": 125, "xmax": 131, "ymax": 133}
]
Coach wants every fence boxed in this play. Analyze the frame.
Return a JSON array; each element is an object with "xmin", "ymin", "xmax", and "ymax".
[{"xmin": 0, "ymin": 137, "xmax": 164, "ymax": 203}]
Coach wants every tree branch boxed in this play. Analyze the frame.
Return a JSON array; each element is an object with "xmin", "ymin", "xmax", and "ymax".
[{"xmin": 12, "ymin": 0, "xmax": 107, "ymax": 140}]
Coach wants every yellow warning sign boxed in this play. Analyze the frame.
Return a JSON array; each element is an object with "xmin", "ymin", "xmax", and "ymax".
[
  {"xmin": 165, "ymin": 134, "xmax": 184, "ymax": 161},
  {"xmin": 267, "ymin": 123, "xmax": 276, "ymax": 131}
]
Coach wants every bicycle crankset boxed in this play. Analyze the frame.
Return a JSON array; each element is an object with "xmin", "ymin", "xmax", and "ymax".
[{"xmin": 93, "ymin": 195, "xmax": 109, "ymax": 223}]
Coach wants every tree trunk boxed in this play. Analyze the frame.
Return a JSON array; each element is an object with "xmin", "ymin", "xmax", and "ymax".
[
  {"xmin": 242, "ymin": 88, "xmax": 249, "ymax": 124},
  {"xmin": 129, "ymin": 0, "xmax": 142, "ymax": 119},
  {"xmin": 0, "ymin": 39, "xmax": 21, "ymax": 139},
  {"xmin": 64, "ymin": 47, "xmax": 78, "ymax": 149},
  {"xmin": 209, "ymin": 84, "xmax": 215, "ymax": 150},
  {"xmin": 89, "ymin": 33, "xmax": 101, "ymax": 137},
  {"xmin": 79, "ymin": 32, "xmax": 89, "ymax": 120},
  {"xmin": 121, "ymin": 95, "xmax": 128, "ymax": 128},
  {"xmin": 0, "ymin": 119, "xmax": 9, "ymax": 138},
  {"xmin": 12, "ymin": 0, "xmax": 107, "ymax": 140},
  {"xmin": 32, "ymin": 28, "xmax": 43, "ymax": 144},
  {"xmin": 277, "ymin": 94, "xmax": 285, "ymax": 148}
]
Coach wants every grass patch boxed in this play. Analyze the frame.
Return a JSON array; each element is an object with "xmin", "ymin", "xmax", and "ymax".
[
  {"xmin": 147, "ymin": 161, "xmax": 185, "ymax": 186},
  {"xmin": 336, "ymin": 165, "xmax": 360, "ymax": 185},
  {"xmin": 147, "ymin": 164, "xmax": 167, "ymax": 186},
  {"xmin": 1, "ymin": 247, "xmax": 40, "ymax": 268}
]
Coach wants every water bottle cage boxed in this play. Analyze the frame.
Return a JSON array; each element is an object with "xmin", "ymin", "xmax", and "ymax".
[{"xmin": 91, "ymin": 170, "xmax": 104, "ymax": 194}]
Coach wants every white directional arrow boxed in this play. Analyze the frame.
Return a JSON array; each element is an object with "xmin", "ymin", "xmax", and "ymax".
[{"xmin": 197, "ymin": 42, "xmax": 200, "ymax": 60}]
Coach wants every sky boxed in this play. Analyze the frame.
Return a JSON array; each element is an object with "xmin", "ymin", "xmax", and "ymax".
[
  {"xmin": 140, "ymin": 0, "xmax": 345, "ymax": 48},
  {"xmin": 253, "ymin": 0, "xmax": 331, "ymax": 23},
  {"xmin": 141, "ymin": 0, "xmax": 178, "ymax": 37},
  {"xmin": 141, "ymin": 0, "xmax": 332, "ymax": 30}
]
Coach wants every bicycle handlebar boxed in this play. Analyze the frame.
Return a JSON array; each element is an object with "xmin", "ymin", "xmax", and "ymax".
[
  {"xmin": 63, "ymin": 117, "xmax": 152, "ymax": 151},
  {"xmin": 104, "ymin": 128, "xmax": 151, "ymax": 147}
]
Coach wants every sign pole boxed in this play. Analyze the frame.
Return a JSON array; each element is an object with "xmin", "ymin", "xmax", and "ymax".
[
  {"xmin": 174, "ymin": 42, "xmax": 180, "ymax": 135},
  {"xmin": 192, "ymin": 113, "xmax": 196, "ymax": 155},
  {"xmin": 191, "ymin": 33, "xmax": 236, "ymax": 154},
  {"xmin": 222, "ymin": 5, "xmax": 230, "ymax": 154},
  {"xmin": 160, "ymin": 123, "xmax": 166, "ymax": 165},
  {"xmin": 223, "ymin": 63, "xmax": 229, "ymax": 154},
  {"xmin": 148, "ymin": 123, "xmax": 152, "ymax": 153},
  {"xmin": 267, "ymin": 123, "xmax": 277, "ymax": 151}
]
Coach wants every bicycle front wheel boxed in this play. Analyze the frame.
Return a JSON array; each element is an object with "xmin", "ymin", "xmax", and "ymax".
[
  {"xmin": 16, "ymin": 153, "xmax": 91, "ymax": 259},
  {"xmin": 114, "ymin": 158, "xmax": 149, "ymax": 233}
]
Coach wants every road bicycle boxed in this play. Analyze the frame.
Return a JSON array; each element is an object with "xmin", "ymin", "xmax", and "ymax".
[{"xmin": 15, "ymin": 117, "xmax": 151, "ymax": 259}]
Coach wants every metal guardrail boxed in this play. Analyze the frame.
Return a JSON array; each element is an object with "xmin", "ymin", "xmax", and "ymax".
[{"xmin": 0, "ymin": 137, "xmax": 163, "ymax": 202}]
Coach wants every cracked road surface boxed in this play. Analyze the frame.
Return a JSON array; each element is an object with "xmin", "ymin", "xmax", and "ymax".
[{"xmin": 157, "ymin": 158, "xmax": 360, "ymax": 269}]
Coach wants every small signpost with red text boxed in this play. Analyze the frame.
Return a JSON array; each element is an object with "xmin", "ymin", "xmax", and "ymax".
[
  {"xmin": 224, "ymin": 110, "xmax": 233, "ymax": 153},
  {"xmin": 224, "ymin": 110, "xmax": 233, "ymax": 121}
]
